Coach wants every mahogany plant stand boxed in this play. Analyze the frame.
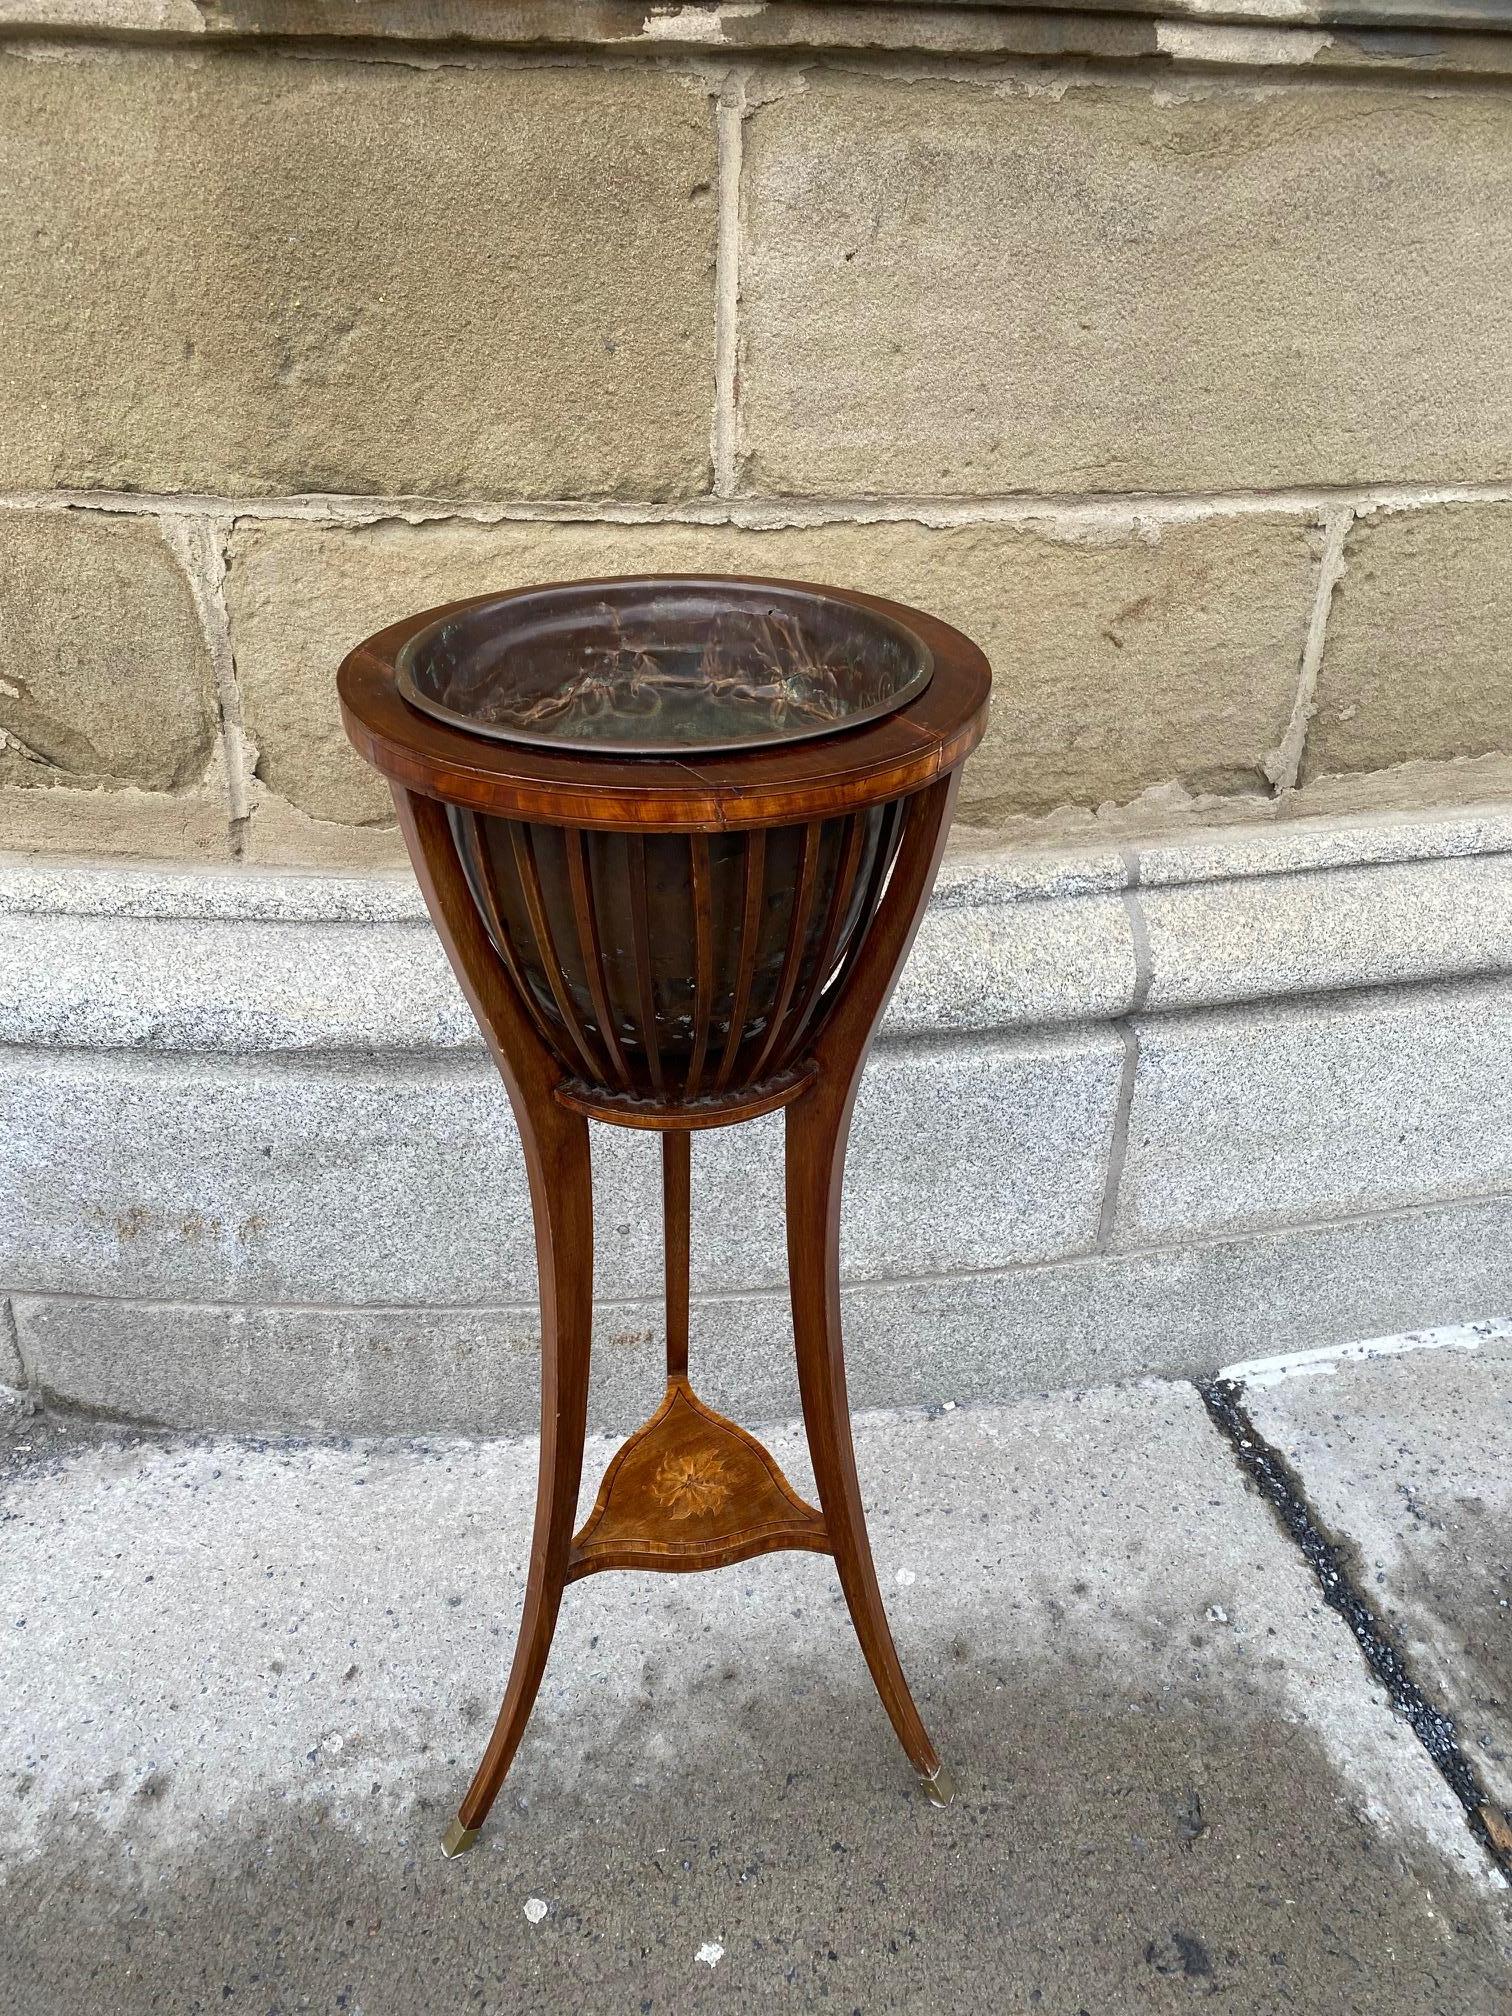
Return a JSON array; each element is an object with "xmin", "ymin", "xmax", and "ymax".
[{"xmin": 338, "ymin": 576, "xmax": 990, "ymax": 1857}]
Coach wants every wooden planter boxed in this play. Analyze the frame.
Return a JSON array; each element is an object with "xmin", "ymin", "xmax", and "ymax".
[{"xmin": 339, "ymin": 574, "xmax": 990, "ymax": 1853}]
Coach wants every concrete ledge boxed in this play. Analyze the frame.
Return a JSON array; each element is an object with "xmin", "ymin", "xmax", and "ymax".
[
  {"xmin": 5, "ymin": 798, "xmax": 1512, "ymax": 1429},
  {"xmin": 13, "ymin": 1189, "xmax": 1512, "ymax": 1437},
  {"xmin": 7, "ymin": 802, "xmax": 1512, "ymax": 1050}
]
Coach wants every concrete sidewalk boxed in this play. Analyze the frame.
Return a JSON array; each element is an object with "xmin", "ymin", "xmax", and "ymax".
[{"xmin": 1, "ymin": 1328, "xmax": 1507, "ymax": 2013}]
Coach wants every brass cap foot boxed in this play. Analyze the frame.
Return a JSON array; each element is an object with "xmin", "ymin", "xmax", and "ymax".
[
  {"xmin": 921, "ymin": 1764, "xmax": 956, "ymax": 1808},
  {"xmin": 440, "ymin": 1819, "xmax": 480, "ymax": 1859}
]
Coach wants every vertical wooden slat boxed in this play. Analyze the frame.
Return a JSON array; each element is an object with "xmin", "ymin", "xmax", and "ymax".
[
  {"xmin": 773, "ymin": 812, "xmax": 868, "ymax": 1073},
  {"xmin": 455, "ymin": 809, "xmax": 558, "ymax": 1052},
  {"xmin": 565, "ymin": 828, "xmax": 632, "ymax": 1092},
  {"xmin": 835, "ymin": 797, "xmax": 905, "ymax": 1002},
  {"xmin": 747, "ymin": 821, "xmax": 823, "ymax": 1085},
  {"xmin": 713, "ymin": 827, "xmax": 767, "ymax": 1092},
  {"xmin": 626, "ymin": 834, "xmax": 665, "ymax": 1097},
  {"xmin": 509, "ymin": 823, "xmax": 607, "ymax": 1084},
  {"xmin": 683, "ymin": 834, "xmax": 716, "ymax": 1101},
  {"xmin": 861, "ymin": 797, "xmax": 901, "ymax": 913}
]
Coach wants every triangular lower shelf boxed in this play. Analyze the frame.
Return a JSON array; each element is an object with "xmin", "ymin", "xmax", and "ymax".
[{"xmin": 567, "ymin": 1377, "xmax": 830, "ymax": 1581}]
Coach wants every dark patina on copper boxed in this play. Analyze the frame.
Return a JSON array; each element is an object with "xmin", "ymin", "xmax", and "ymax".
[{"xmin": 395, "ymin": 576, "xmax": 934, "ymax": 755}]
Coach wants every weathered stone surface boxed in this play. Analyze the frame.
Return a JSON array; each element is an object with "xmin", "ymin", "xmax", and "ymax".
[
  {"xmin": 0, "ymin": 46, "xmax": 715, "ymax": 497},
  {"xmin": 0, "ymin": 2, "xmax": 205, "ymax": 24},
  {"xmin": 12, "ymin": 1295, "xmax": 670, "ymax": 1436},
  {"xmin": 1134, "ymin": 797, "xmax": 1512, "ymax": 889},
  {"xmin": 0, "ymin": 1296, "xmax": 20, "ymax": 1389},
  {"xmin": 0, "ymin": 908, "xmax": 475, "ymax": 1054},
  {"xmin": 0, "ymin": 510, "xmax": 217, "ymax": 793},
  {"xmin": 972, "ymin": 750, "xmax": 1512, "ymax": 855},
  {"xmin": 865, "ymin": 514, "xmax": 1316, "ymax": 821},
  {"xmin": 237, "ymin": 786, "xmax": 409, "ymax": 868},
  {"xmin": 228, "ymin": 511, "xmax": 1314, "ymax": 836},
  {"xmin": 0, "ymin": 508, "xmax": 229, "ymax": 857},
  {"xmin": 1116, "ymin": 975, "xmax": 1512, "ymax": 1247},
  {"xmin": 18, "ymin": 1187, "xmax": 1512, "ymax": 1436},
  {"xmin": 1240, "ymin": 1325, "xmax": 1512, "ymax": 1813},
  {"xmin": 1140, "ymin": 849, "xmax": 1512, "ymax": 1011},
  {"xmin": 1305, "ymin": 505, "xmax": 1512, "ymax": 782},
  {"xmin": 9, "ymin": 0, "xmax": 1512, "ymax": 84},
  {"xmin": 0, "ymin": 1029, "xmax": 1120, "ymax": 1305},
  {"xmin": 1282, "ymin": 754, "xmax": 1512, "ymax": 825},
  {"xmin": 0, "ymin": 865, "xmax": 1138, "ymax": 1053},
  {"xmin": 740, "ymin": 74, "xmax": 1512, "ymax": 495},
  {"xmin": 0, "ymin": 780, "xmax": 235, "ymax": 860},
  {"xmin": 0, "ymin": 854, "xmax": 427, "ymax": 923},
  {"xmin": 2, "ymin": 1386, "xmax": 1504, "ymax": 2012}
]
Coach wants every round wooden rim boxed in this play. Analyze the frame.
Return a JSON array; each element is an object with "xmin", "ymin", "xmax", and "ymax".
[{"xmin": 338, "ymin": 573, "xmax": 991, "ymax": 832}]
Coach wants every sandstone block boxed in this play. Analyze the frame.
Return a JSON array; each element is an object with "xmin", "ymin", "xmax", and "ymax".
[
  {"xmin": 0, "ymin": 508, "xmax": 218, "ymax": 794},
  {"xmin": 1304, "ymin": 504, "xmax": 1512, "ymax": 782},
  {"xmin": 740, "ymin": 74, "xmax": 1512, "ymax": 495},
  {"xmin": 0, "ymin": 782, "xmax": 234, "ymax": 861},
  {"xmin": 227, "ymin": 509, "xmax": 1313, "ymax": 835},
  {"xmin": 821, "ymin": 514, "xmax": 1316, "ymax": 823},
  {"xmin": 0, "ymin": 46, "xmax": 715, "ymax": 498}
]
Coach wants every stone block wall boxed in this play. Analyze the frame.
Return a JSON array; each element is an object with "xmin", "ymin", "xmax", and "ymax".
[{"xmin": 2, "ymin": 2, "xmax": 1510, "ymax": 868}]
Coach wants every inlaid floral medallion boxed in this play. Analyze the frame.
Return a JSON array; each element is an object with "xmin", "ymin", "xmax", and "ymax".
[
  {"xmin": 568, "ymin": 1377, "xmax": 829, "ymax": 1580},
  {"xmin": 652, "ymin": 1445, "xmax": 734, "ymax": 1521}
]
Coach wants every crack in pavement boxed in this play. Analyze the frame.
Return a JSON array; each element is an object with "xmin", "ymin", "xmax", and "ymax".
[{"xmin": 1201, "ymin": 1375, "xmax": 1512, "ymax": 1880}]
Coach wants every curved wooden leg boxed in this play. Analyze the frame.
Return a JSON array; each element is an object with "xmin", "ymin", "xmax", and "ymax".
[
  {"xmin": 783, "ymin": 774, "xmax": 961, "ymax": 1803},
  {"xmin": 443, "ymin": 1097, "xmax": 594, "ymax": 1855},
  {"xmin": 387, "ymin": 787, "xmax": 596, "ymax": 1857},
  {"xmin": 787, "ymin": 1083, "xmax": 953, "ymax": 1803}
]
